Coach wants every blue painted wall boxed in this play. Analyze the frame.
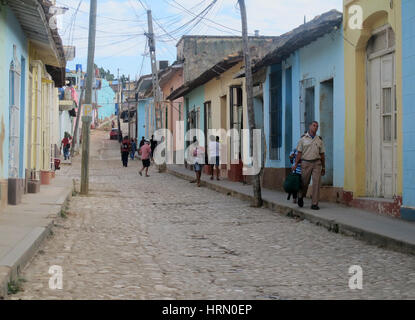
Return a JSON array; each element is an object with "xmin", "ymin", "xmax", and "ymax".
[
  {"xmin": 0, "ymin": 6, "xmax": 29, "ymax": 179},
  {"xmin": 263, "ymin": 27, "xmax": 345, "ymax": 188},
  {"xmin": 402, "ymin": 0, "xmax": 415, "ymax": 209},
  {"xmin": 137, "ymin": 98, "xmax": 151, "ymax": 140},
  {"xmin": 184, "ymin": 85, "xmax": 205, "ymax": 146},
  {"xmin": 97, "ymin": 79, "xmax": 115, "ymax": 120}
]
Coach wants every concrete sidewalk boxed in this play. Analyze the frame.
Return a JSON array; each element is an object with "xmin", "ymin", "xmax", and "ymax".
[
  {"xmin": 167, "ymin": 165, "xmax": 415, "ymax": 256},
  {"xmin": 0, "ymin": 175, "xmax": 73, "ymax": 299}
]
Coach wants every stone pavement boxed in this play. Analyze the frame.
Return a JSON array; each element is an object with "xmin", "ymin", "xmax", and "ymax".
[
  {"xmin": 7, "ymin": 129, "xmax": 415, "ymax": 300},
  {"xmin": 167, "ymin": 165, "xmax": 415, "ymax": 256},
  {"xmin": 0, "ymin": 175, "xmax": 73, "ymax": 299}
]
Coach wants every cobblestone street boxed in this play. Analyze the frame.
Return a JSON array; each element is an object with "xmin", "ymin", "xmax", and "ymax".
[{"xmin": 11, "ymin": 130, "xmax": 415, "ymax": 300}]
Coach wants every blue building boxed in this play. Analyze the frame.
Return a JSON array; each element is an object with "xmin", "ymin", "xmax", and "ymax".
[
  {"xmin": 255, "ymin": 10, "xmax": 345, "ymax": 203},
  {"xmin": 401, "ymin": 0, "xmax": 415, "ymax": 220},
  {"xmin": 97, "ymin": 78, "xmax": 116, "ymax": 120}
]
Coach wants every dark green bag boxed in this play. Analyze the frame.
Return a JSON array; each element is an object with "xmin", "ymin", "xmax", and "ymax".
[{"xmin": 283, "ymin": 173, "xmax": 301, "ymax": 194}]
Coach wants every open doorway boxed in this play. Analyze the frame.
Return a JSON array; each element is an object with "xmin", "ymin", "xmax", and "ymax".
[{"xmin": 320, "ymin": 79, "xmax": 334, "ymax": 186}]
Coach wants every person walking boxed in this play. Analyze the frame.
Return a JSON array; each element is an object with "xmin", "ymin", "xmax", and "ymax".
[
  {"xmin": 289, "ymin": 148, "xmax": 302, "ymax": 204},
  {"xmin": 139, "ymin": 140, "xmax": 151, "ymax": 177},
  {"xmin": 139, "ymin": 136, "xmax": 145, "ymax": 149},
  {"xmin": 121, "ymin": 136, "xmax": 131, "ymax": 167},
  {"xmin": 130, "ymin": 138, "xmax": 137, "ymax": 160},
  {"xmin": 61, "ymin": 132, "xmax": 72, "ymax": 160},
  {"xmin": 292, "ymin": 121, "xmax": 326, "ymax": 210},
  {"xmin": 209, "ymin": 136, "xmax": 220, "ymax": 180},
  {"xmin": 190, "ymin": 137, "xmax": 205, "ymax": 187},
  {"xmin": 150, "ymin": 135, "xmax": 158, "ymax": 161}
]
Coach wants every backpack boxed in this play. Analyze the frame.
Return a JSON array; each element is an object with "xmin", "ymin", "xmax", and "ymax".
[{"xmin": 283, "ymin": 172, "xmax": 301, "ymax": 194}]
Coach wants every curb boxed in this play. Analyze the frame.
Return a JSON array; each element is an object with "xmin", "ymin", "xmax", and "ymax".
[
  {"xmin": 167, "ymin": 168, "xmax": 415, "ymax": 256},
  {"xmin": 0, "ymin": 185, "xmax": 74, "ymax": 300}
]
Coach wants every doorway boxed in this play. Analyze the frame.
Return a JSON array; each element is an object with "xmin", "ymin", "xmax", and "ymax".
[
  {"xmin": 320, "ymin": 79, "xmax": 334, "ymax": 186},
  {"xmin": 366, "ymin": 26, "xmax": 397, "ymax": 198}
]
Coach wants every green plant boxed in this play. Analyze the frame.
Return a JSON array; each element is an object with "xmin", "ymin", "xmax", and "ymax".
[{"xmin": 7, "ymin": 278, "xmax": 26, "ymax": 295}]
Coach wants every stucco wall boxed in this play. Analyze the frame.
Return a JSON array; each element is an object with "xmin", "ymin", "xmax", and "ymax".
[
  {"xmin": 161, "ymin": 69, "xmax": 184, "ymax": 152},
  {"xmin": 184, "ymin": 85, "xmax": 205, "ymax": 147},
  {"xmin": 178, "ymin": 36, "xmax": 280, "ymax": 84},
  {"xmin": 0, "ymin": 5, "xmax": 7, "ymax": 180},
  {"xmin": 343, "ymin": 0, "xmax": 403, "ymax": 197},
  {"xmin": 2, "ymin": 6, "xmax": 29, "ymax": 179},
  {"xmin": 263, "ymin": 28, "xmax": 345, "ymax": 188},
  {"xmin": 402, "ymin": 0, "xmax": 415, "ymax": 208},
  {"xmin": 97, "ymin": 79, "xmax": 116, "ymax": 120}
]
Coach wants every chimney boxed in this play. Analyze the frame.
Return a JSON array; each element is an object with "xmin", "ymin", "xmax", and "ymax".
[{"xmin": 254, "ymin": 30, "xmax": 259, "ymax": 37}]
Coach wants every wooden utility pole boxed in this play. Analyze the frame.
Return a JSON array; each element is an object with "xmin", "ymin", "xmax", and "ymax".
[
  {"xmin": 117, "ymin": 69, "xmax": 121, "ymax": 142},
  {"xmin": 146, "ymin": 10, "xmax": 161, "ymax": 135},
  {"xmin": 238, "ymin": 0, "xmax": 263, "ymax": 207},
  {"xmin": 146, "ymin": 9, "xmax": 165, "ymax": 171},
  {"xmin": 80, "ymin": 0, "xmax": 97, "ymax": 195}
]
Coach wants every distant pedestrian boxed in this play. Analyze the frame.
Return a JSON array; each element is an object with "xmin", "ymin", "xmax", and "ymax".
[
  {"xmin": 61, "ymin": 132, "xmax": 72, "ymax": 160},
  {"xmin": 209, "ymin": 135, "xmax": 220, "ymax": 180},
  {"xmin": 111, "ymin": 120, "xmax": 115, "ymax": 128},
  {"xmin": 292, "ymin": 121, "xmax": 326, "ymax": 210},
  {"xmin": 190, "ymin": 137, "xmax": 205, "ymax": 187},
  {"xmin": 121, "ymin": 136, "xmax": 131, "ymax": 167},
  {"xmin": 288, "ymin": 148, "xmax": 302, "ymax": 204},
  {"xmin": 150, "ymin": 135, "xmax": 158, "ymax": 161},
  {"xmin": 130, "ymin": 138, "xmax": 137, "ymax": 160},
  {"xmin": 139, "ymin": 136, "xmax": 145, "ymax": 150},
  {"xmin": 139, "ymin": 140, "xmax": 151, "ymax": 177}
]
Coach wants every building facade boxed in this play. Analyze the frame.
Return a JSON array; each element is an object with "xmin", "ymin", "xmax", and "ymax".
[
  {"xmin": 343, "ymin": 0, "xmax": 403, "ymax": 217},
  {"xmin": 400, "ymin": 0, "xmax": 415, "ymax": 220}
]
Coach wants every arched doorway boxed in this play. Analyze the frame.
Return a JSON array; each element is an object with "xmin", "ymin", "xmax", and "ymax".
[{"xmin": 366, "ymin": 25, "xmax": 397, "ymax": 198}]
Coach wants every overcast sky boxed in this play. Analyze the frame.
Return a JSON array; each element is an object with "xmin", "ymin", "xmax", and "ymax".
[{"xmin": 56, "ymin": 0, "xmax": 343, "ymax": 79}]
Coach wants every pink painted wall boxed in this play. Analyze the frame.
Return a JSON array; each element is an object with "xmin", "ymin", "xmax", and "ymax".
[{"xmin": 161, "ymin": 68, "xmax": 184, "ymax": 153}]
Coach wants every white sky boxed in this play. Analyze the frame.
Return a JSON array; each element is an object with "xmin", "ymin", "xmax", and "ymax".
[{"xmin": 56, "ymin": 0, "xmax": 343, "ymax": 78}]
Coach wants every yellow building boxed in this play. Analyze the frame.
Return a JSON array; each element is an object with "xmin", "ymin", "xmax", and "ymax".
[
  {"xmin": 26, "ymin": 22, "xmax": 66, "ymax": 181},
  {"xmin": 343, "ymin": 0, "xmax": 403, "ymax": 216}
]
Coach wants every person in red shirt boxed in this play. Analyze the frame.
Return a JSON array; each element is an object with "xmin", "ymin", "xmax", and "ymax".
[
  {"xmin": 121, "ymin": 136, "xmax": 131, "ymax": 167},
  {"xmin": 61, "ymin": 133, "xmax": 72, "ymax": 160},
  {"xmin": 138, "ymin": 140, "xmax": 151, "ymax": 177}
]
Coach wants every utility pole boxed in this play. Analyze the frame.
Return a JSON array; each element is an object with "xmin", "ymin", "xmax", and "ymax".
[
  {"xmin": 128, "ymin": 75, "xmax": 131, "ymax": 139},
  {"xmin": 146, "ymin": 9, "xmax": 165, "ymax": 172},
  {"xmin": 80, "ymin": 0, "xmax": 97, "ymax": 195},
  {"xmin": 146, "ymin": 10, "xmax": 161, "ymax": 135},
  {"xmin": 117, "ymin": 68, "xmax": 121, "ymax": 142},
  {"xmin": 238, "ymin": 0, "xmax": 263, "ymax": 207}
]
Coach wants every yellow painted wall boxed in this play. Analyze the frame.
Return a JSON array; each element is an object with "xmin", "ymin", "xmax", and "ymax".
[
  {"xmin": 203, "ymin": 62, "xmax": 247, "ymax": 167},
  {"xmin": 343, "ymin": 0, "xmax": 402, "ymax": 196},
  {"xmin": 28, "ymin": 42, "xmax": 58, "ymax": 173}
]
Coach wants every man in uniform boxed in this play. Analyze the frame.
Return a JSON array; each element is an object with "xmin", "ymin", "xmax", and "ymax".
[{"xmin": 292, "ymin": 121, "xmax": 326, "ymax": 210}]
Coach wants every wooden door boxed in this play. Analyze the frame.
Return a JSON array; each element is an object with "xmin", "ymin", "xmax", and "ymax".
[{"xmin": 367, "ymin": 53, "xmax": 396, "ymax": 198}]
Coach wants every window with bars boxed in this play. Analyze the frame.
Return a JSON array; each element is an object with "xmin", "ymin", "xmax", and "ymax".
[{"xmin": 269, "ymin": 70, "xmax": 282, "ymax": 160}]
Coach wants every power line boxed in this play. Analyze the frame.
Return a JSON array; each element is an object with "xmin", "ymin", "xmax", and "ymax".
[{"xmin": 164, "ymin": 0, "xmax": 241, "ymax": 35}]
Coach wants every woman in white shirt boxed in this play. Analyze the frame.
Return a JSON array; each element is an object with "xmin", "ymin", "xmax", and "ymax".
[{"xmin": 208, "ymin": 136, "xmax": 220, "ymax": 180}]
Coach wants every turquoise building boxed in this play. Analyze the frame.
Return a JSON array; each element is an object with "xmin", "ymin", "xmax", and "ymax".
[
  {"xmin": 0, "ymin": 3, "xmax": 29, "ymax": 208},
  {"xmin": 258, "ymin": 11, "xmax": 345, "ymax": 202},
  {"xmin": 401, "ymin": 0, "xmax": 415, "ymax": 220},
  {"xmin": 97, "ymin": 79, "xmax": 116, "ymax": 120}
]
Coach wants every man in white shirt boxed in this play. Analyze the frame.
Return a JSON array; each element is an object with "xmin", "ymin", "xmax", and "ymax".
[{"xmin": 209, "ymin": 136, "xmax": 220, "ymax": 181}]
